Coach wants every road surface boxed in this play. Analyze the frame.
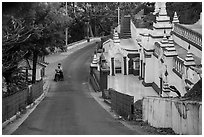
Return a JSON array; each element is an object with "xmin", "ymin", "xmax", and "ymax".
[{"xmin": 13, "ymin": 42, "xmax": 140, "ymax": 135}]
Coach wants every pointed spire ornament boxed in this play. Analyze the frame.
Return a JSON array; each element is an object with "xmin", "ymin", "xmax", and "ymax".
[
  {"xmin": 113, "ymin": 31, "xmax": 120, "ymax": 43},
  {"xmin": 92, "ymin": 52, "xmax": 98, "ymax": 65},
  {"xmin": 159, "ymin": 2, "xmax": 167, "ymax": 16},
  {"xmin": 153, "ymin": 2, "xmax": 160, "ymax": 15},
  {"xmin": 164, "ymin": 34, "xmax": 177, "ymax": 57},
  {"xmin": 184, "ymin": 44, "xmax": 195, "ymax": 66},
  {"xmin": 153, "ymin": 2, "xmax": 172, "ymax": 38},
  {"xmin": 165, "ymin": 65, "xmax": 168, "ymax": 77},
  {"xmin": 172, "ymin": 12, "xmax": 179, "ymax": 24},
  {"xmin": 168, "ymin": 34, "xmax": 174, "ymax": 44},
  {"xmin": 188, "ymin": 44, "xmax": 190, "ymax": 50},
  {"xmin": 162, "ymin": 65, "xmax": 170, "ymax": 96},
  {"xmin": 161, "ymin": 29, "xmax": 168, "ymax": 44}
]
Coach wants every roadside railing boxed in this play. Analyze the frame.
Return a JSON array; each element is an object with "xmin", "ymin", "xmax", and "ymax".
[
  {"xmin": 110, "ymin": 88, "xmax": 135, "ymax": 119},
  {"xmin": 2, "ymin": 80, "xmax": 43, "ymax": 123}
]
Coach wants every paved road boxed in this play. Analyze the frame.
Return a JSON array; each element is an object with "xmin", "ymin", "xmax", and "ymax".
[{"xmin": 12, "ymin": 42, "xmax": 139, "ymax": 135}]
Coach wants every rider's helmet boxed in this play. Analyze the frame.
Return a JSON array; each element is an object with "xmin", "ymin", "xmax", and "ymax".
[{"xmin": 58, "ymin": 63, "xmax": 62, "ymax": 71}]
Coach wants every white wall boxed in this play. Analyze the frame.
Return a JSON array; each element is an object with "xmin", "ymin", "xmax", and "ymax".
[
  {"xmin": 168, "ymin": 70, "xmax": 186, "ymax": 96},
  {"xmin": 152, "ymin": 55, "xmax": 187, "ymax": 96},
  {"xmin": 143, "ymin": 97, "xmax": 202, "ymax": 135},
  {"xmin": 153, "ymin": 56, "xmax": 161, "ymax": 87},
  {"xmin": 188, "ymin": 67, "xmax": 200, "ymax": 84},
  {"xmin": 144, "ymin": 57, "xmax": 155, "ymax": 84}
]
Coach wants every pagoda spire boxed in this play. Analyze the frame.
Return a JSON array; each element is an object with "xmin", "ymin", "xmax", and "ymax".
[
  {"xmin": 159, "ymin": 2, "xmax": 167, "ymax": 16},
  {"xmin": 161, "ymin": 30, "xmax": 168, "ymax": 44},
  {"xmin": 153, "ymin": 2, "xmax": 172, "ymax": 38},
  {"xmin": 113, "ymin": 30, "xmax": 120, "ymax": 44},
  {"xmin": 172, "ymin": 12, "xmax": 179, "ymax": 24},
  {"xmin": 184, "ymin": 45, "xmax": 195, "ymax": 66},
  {"xmin": 153, "ymin": 2, "xmax": 160, "ymax": 15},
  {"xmin": 164, "ymin": 34, "xmax": 177, "ymax": 57}
]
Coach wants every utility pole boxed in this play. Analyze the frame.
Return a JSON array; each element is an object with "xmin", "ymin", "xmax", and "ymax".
[
  {"xmin": 66, "ymin": 2, "xmax": 68, "ymax": 46},
  {"xmin": 118, "ymin": 4, "xmax": 120, "ymax": 25},
  {"xmin": 73, "ymin": 2, "xmax": 76, "ymax": 14},
  {"xmin": 86, "ymin": 3, "xmax": 90, "ymax": 42}
]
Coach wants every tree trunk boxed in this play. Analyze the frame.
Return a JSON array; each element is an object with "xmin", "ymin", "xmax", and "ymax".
[{"xmin": 32, "ymin": 50, "xmax": 38, "ymax": 84}]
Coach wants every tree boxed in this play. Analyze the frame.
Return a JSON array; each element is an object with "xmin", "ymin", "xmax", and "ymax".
[
  {"xmin": 22, "ymin": 3, "xmax": 72, "ymax": 83},
  {"xmin": 166, "ymin": 2, "xmax": 202, "ymax": 24},
  {"xmin": 69, "ymin": 2, "xmax": 142, "ymax": 38},
  {"xmin": 2, "ymin": 17, "xmax": 34, "ymax": 94},
  {"xmin": 2, "ymin": 2, "xmax": 73, "ymax": 92}
]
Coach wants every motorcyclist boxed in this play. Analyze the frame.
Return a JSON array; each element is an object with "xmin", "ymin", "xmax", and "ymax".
[{"xmin": 54, "ymin": 63, "xmax": 64, "ymax": 81}]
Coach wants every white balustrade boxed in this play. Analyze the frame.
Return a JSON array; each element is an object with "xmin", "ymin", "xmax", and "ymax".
[{"xmin": 174, "ymin": 24, "xmax": 202, "ymax": 47}]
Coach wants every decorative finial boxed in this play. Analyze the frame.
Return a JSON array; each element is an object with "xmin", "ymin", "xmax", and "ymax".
[
  {"xmin": 184, "ymin": 44, "xmax": 195, "ymax": 66},
  {"xmin": 172, "ymin": 11, "xmax": 179, "ymax": 23},
  {"xmin": 161, "ymin": 29, "xmax": 168, "ymax": 44},
  {"xmin": 165, "ymin": 65, "xmax": 168, "ymax": 77},
  {"xmin": 188, "ymin": 44, "xmax": 191, "ymax": 50},
  {"xmin": 168, "ymin": 33, "xmax": 174, "ymax": 44},
  {"xmin": 159, "ymin": 2, "xmax": 167, "ymax": 16},
  {"xmin": 163, "ymin": 29, "xmax": 167, "ymax": 38}
]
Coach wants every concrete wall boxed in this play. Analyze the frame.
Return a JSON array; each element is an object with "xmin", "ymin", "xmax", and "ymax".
[
  {"xmin": 152, "ymin": 55, "xmax": 186, "ymax": 96},
  {"xmin": 153, "ymin": 56, "xmax": 161, "ymax": 87},
  {"xmin": 144, "ymin": 57, "xmax": 155, "ymax": 84},
  {"xmin": 168, "ymin": 69, "xmax": 186, "ymax": 96},
  {"xmin": 143, "ymin": 96, "xmax": 202, "ymax": 135}
]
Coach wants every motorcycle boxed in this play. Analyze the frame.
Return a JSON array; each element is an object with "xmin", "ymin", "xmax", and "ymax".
[{"xmin": 54, "ymin": 69, "xmax": 64, "ymax": 81}]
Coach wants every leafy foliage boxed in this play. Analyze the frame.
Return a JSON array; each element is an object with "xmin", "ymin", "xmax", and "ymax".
[
  {"xmin": 166, "ymin": 2, "xmax": 202, "ymax": 24},
  {"xmin": 133, "ymin": 2, "xmax": 202, "ymax": 28},
  {"xmin": 2, "ymin": 2, "xmax": 73, "ymax": 93},
  {"xmin": 2, "ymin": 17, "xmax": 34, "ymax": 84}
]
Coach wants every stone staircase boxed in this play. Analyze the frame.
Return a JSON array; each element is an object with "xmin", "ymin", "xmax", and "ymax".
[{"xmin": 120, "ymin": 15, "xmax": 131, "ymax": 39}]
